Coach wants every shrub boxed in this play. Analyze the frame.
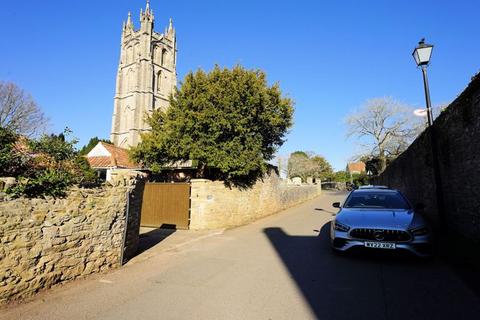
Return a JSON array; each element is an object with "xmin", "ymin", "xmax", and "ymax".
[
  {"xmin": 73, "ymin": 157, "xmax": 101, "ymax": 188},
  {"xmin": 5, "ymin": 128, "xmax": 101, "ymax": 198},
  {"xmin": 0, "ymin": 127, "xmax": 29, "ymax": 176},
  {"xmin": 7, "ymin": 169, "xmax": 73, "ymax": 198}
]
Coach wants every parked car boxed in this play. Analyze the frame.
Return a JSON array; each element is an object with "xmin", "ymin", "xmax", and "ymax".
[
  {"xmin": 330, "ymin": 187, "xmax": 433, "ymax": 257},
  {"xmin": 357, "ymin": 185, "xmax": 389, "ymax": 190}
]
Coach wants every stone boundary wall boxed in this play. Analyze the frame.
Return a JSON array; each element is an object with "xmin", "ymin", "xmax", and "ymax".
[
  {"xmin": 373, "ymin": 73, "xmax": 480, "ymax": 241},
  {"xmin": 190, "ymin": 172, "xmax": 321, "ymax": 229},
  {"xmin": 0, "ymin": 180, "xmax": 143, "ymax": 303}
]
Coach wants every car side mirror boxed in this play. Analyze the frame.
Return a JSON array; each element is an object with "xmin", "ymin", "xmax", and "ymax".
[
  {"xmin": 415, "ymin": 203, "xmax": 425, "ymax": 211},
  {"xmin": 332, "ymin": 202, "xmax": 340, "ymax": 208}
]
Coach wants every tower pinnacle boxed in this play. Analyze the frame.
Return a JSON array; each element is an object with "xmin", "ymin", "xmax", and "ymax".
[
  {"xmin": 126, "ymin": 11, "xmax": 133, "ymax": 29},
  {"xmin": 140, "ymin": 0, "xmax": 154, "ymax": 22}
]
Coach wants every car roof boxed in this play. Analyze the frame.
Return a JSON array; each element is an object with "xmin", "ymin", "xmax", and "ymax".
[
  {"xmin": 358, "ymin": 185, "xmax": 389, "ymax": 189},
  {"xmin": 353, "ymin": 188, "xmax": 398, "ymax": 193}
]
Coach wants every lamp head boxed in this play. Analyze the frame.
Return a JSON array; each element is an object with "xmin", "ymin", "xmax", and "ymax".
[{"xmin": 412, "ymin": 38, "xmax": 434, "ymax": 66}]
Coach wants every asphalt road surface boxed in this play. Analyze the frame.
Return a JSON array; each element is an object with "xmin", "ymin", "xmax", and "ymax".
[{"xmin": 2, "ymin": 191, "xmax": 480, "ymax": 320}]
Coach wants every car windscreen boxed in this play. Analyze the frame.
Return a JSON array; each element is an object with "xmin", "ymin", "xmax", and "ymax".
[{"xmin": 344, "ymin": 192, "xmax": 411, "ymax": 209}]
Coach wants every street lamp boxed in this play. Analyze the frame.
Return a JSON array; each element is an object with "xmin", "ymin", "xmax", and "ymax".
[
  {"xmin": 412, "ymin": 38, "xmax": 434, "ymax": 126},
  {"xmin": 412, "ymin": 38, "xmax": 446, "ymax": 232},
  {"xmin": 412, "ymin": 38, "xmax": 433, "ymax": 66}
]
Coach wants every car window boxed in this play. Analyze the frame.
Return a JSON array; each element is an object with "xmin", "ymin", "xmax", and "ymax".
[{"xmin": 344, "ymin": 192, "xmax": 410, "ymax": 209}]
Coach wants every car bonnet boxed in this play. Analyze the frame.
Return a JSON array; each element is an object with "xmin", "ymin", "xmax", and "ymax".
[{"xmin": 337, "ymin": 208, "xmax": 415, "ymax": 229}]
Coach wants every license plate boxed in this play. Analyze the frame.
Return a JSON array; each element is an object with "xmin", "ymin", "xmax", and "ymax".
[{"xmin": 364, "ymin": 242, "xmax": 396, "ymax": 249}]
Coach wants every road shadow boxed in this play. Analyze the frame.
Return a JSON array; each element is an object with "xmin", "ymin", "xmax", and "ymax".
[
  {"xmin": 264, "ymin": 223, "xmax": 480, "ymax": 320},
  {"xmin": 441, "ymin": 234, "xmax": 480, "ymax": 298},
  {"xmin": 137, "ymin": 225, "xmax": 176, "ymax": 255}
]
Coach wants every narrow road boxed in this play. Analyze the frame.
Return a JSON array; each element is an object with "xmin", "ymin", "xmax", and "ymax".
[{"xmin": 2, "ymin": 191, "xmax": 479, "ymax": 319}]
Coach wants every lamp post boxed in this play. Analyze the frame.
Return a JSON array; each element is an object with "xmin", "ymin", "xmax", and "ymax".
[
  {"xmin": 412, "ymin": 38, "xmax": 446, "ymax": 232},
  {"xmin": 412, "ymin": 39, "xmax": 434, "ymax": 126}
]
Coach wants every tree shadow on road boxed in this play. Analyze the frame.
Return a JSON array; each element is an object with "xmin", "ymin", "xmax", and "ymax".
[{"xmin": 264, "ymin": 223, "xmax": 480, "ymax": 320}]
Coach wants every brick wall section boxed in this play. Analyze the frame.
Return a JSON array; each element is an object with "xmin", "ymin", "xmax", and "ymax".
[
  {"xmin": 0, "ymin": 181, "xmax": 143, "ymax": 303},
  {"xmin": 190, "ymin": 172, "xmax": 322, "ymax": 229},
  {"xmin": 374, "ymin": 73, "xmax": 480, "ymax": 241}
]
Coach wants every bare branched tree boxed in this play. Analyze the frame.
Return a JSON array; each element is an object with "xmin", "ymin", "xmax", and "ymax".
[
  {"xmin": 0, "ymin": 81, "xmax": 48, "ymax": 136},
  {"xmin": 346, "ymin": 97, "xmax": 422, "ymax": 173}
]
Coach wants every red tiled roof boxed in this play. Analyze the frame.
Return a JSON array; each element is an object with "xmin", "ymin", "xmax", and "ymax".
[
  {"xmin": 87, "ymin": 156, "xmax": 114, "ymax": 168},
  {"xmin": 347, "ymin": 162, "xmax": 366, "ymax": 173},
  {"xmin": 87, "ymin": 142, "xmax": 140, "ymax": 169}
]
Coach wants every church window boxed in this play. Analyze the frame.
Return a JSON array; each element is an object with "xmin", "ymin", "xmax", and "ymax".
[
  {"xmin": 154, "ymin": 47, "xmax": 161, "ymax": 64},
  {"xmin": 127, "ymin": 46, "xmax": 133, "ymax": 64},
  {"xmin": 161, "ymin": 49, "xmax": 167, "ymax": 66},
  {"xmin": 128, "ymin": 69, "xmax": 136, "ymax": 91},
  {"xmin": 157, "ymin": 71, "xmax": 162, "ymax": 92},
  {"xmin": 132, "ymin": 44, "xmax": 137, "ymax": 61}
]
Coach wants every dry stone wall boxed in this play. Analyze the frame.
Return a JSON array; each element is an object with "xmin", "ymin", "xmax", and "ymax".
[
  {"xmin": 190, "ymin": 172, "xmax": 321, "ymax": 229},
  {"xmin": 374, "ymin": 73, "xmax": 480, "ymax": 241},
  {"xmin": 0, "ymin": 180, "xmax": 143, "ymax": 303}
]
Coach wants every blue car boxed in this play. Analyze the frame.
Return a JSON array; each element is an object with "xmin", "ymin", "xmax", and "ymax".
[{"xmin": 330, "ymin": 187, "xmax": 433, "ymax": 257}]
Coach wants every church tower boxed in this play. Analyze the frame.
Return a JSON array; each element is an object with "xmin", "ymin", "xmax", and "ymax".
[{"xmin": 111, "ymin": 1, "xmax": 177, "ymax": 148}]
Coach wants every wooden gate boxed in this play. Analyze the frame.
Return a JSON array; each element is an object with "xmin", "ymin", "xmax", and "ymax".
[{"xmin": 140, "ymin": 183, "xmax": 191, "ymax": 229}]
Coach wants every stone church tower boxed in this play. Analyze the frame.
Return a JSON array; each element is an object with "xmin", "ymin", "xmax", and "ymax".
[{"xmin": 111, "ymin": 1, "xmax": 177, "ymax": 148}]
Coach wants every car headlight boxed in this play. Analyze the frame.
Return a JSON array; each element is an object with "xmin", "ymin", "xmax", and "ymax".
[
  {"xmin": 334, "ymin": 221, "xmax": 350, "ymax": 232},
  {"xmin": 409, "ymin": 226, "xmax": 429, "ymax": 236}
]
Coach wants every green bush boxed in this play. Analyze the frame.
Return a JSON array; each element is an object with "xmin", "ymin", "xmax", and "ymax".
[
  {"xmin": 73, "ymin": 156, "xmax": 101, "ymax": 188},
  {"xmin": 4, "ymin": 128, "xmax": 102, "ymax": 198},
  {"xmin": 7, "ymin": 169, "xmax": 73, "ymax": 198},
  {"xmin": 0, "ymin": 127, "xmax": 29, "ymax": 176},
  {"xmin": 28, "ymin": 129, "xmax": 77, "ymax": 162}
]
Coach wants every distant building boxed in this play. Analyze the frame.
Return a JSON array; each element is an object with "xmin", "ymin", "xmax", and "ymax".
[
  {"xmin": 346, "ymin": 162, "xmax": 366, "ymax": 174},
  {"xmin": 110, "ymin": 1, "xmax": 177, "ymax": 148},
  {"xmin": 86, "ymin": 142, "xmax": 142, "ymax": 181}
]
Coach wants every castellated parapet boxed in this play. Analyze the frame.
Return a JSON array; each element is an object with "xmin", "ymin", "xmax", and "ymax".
[{"xmin": 111, "ymin": 1, "xmax": 177, "ymax": 148}]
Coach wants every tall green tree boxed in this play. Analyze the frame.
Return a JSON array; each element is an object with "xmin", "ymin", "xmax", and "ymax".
[{"xmin": 131, "ymin": 65, "xmax": 294, "ymax": 184}]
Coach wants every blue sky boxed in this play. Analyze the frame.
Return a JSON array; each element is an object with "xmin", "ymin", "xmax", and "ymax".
[{"xmin": 1, "ymin": 0, "xmax": 479, "ymax": 170}]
